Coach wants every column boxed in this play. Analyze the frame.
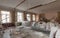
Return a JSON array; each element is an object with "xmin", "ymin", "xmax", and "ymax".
[
  {"xmin": 30, "ymin": 14, "xmax": 33, "ymax": 21},
  {"xmin": 23, "ymin": 12, "xmax": 27, "ymax": 21},
  {"xmin": 10, "ymin": 9, "xmax": 16, "ymax": 24}
]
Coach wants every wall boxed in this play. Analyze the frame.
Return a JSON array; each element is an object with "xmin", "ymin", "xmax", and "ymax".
[
  {"xmin": 57, "ymin": 12, "xmax": 60, "ymax": 23},
  {"xmin": 45, "ymin": 11, "xmax": 58, "ymax": 20}
]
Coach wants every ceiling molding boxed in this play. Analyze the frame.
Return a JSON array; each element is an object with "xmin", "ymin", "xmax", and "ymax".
[{"xmin": 15, "ymin": 0, "xmax": 26, "ymax": 8}]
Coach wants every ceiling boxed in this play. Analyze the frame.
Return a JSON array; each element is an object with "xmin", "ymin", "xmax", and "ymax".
[
  {"xmin": 28, "ymin": 0, "xmax": 60, "ymax": 13},
  {"xmin": 0, "ymin": 0, "xmax": 23, "ymax": 8},
  {"xmin": 0, "ymin": 0, "xmax": 60, "ymax": 13}
]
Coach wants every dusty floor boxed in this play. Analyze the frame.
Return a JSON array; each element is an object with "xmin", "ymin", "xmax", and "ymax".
[{"xmin": 3, "ymin": 27, "xmax": 49, "ymax": 38}]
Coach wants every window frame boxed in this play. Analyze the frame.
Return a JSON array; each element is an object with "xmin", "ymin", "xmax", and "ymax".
[
  {"xmin": 1, "ymin": 10, "xmax": 11, "ymax": 23},
  {"xmin": 32, "ymin": 14, "xmax": 36, "ymax": 21},
  {"xmin": 26, "ymin": 14, "xmax": 31, "ymax": 21},
  {"xmin": 17, "ymin": 12, "xmax": 23, "ymax": 22}
]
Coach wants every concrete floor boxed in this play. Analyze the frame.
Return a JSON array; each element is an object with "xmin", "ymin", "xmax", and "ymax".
[
  {"xmin": 3, "ymin": 29, "xmax": 11, "ymax": 38},
  {"xmin": 3, "ymin": 28, "xmax": 49, "ymax": 38}
]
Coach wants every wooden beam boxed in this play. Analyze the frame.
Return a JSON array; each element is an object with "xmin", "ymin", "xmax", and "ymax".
[
  {"xmin": 27, "ymin": 1, "xmax": 56, "ymax": 10},
  {"xmin": 28, "ymin": 5, "xmax": 43, "ymax": 10},
  {"xmin": 15, "ymin": 0, "xmax": 26, "ymax": 8}
]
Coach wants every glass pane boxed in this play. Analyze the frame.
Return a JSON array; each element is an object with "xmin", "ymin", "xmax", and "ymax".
[
  {"xmin": 17, "ymin": 12, "xmax": 23, "ymax": 22},
  {"xmin": 7, "ymin": 17, "xmax": 10, "ymax": 23},
  {"xmin": 32, "ymin": 14, "xmax": 35, "ymax": 21},
  {"xmin": 27, "ymin": 14, "xmax": 31, "ymax": 21},
  {"xmin": 6, "ymin": 15, "xmax": 10, "ymax": 18},
  {"xmin": 2, "ymin": 15, "xmax": 6, "ymax": 20},
  {"xmin": 17, "ymin": 15, "xmax": 20, "ymax": 22},
  {"xmin": 2, "ymin": 19, "xmax": 6, "ymax": 23}
]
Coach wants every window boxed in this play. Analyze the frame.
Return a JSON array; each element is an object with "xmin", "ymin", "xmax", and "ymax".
[
  {"xmin": 17, "ymin": 12, "xmax": 23, "ymax": 22},
  {"xmin": 32, "ymin": 14, "xmax": 35, "ymax": 21},
  {"xmin": 26, "ymin": 14, "xmax": 31, "ymax": 21},
  {"xmin": 1, "ymin": 11, "xmax": 10, "ymax": 23}
]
